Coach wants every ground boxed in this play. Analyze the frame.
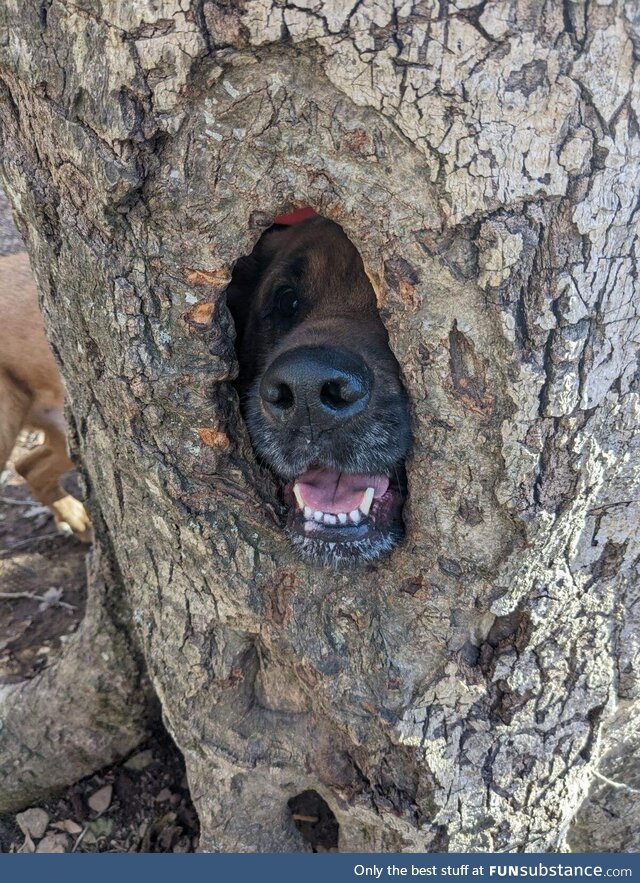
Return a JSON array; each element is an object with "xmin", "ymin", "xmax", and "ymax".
[{"xmin": 0, "ymin": 438, "xmax": 88, "ymax": 684}]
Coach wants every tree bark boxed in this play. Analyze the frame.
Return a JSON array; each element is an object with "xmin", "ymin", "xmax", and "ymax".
[
  {"xmin": 0, "ymin": 0, "xmax": 638, "ymax": 853},
  {"xmin": 0, "ymin": 544, "xmax": 154, "ymax": 813}
]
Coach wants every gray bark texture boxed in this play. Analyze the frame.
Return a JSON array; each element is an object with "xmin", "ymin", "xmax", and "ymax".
[{"xmin": 0, "ymin": 0, "xmax": 639, "ymax": 853}]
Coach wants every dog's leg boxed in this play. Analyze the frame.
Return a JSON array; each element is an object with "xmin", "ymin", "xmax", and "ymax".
[{"xmin": 16, "ymin": 405, "xmax": 92, "ymax": 542}]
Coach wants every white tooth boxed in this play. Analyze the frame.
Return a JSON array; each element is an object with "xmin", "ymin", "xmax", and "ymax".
[
  {"xmin": 338, "ymin": 513, "xmax": 348, "ymax": 524},
  {"xmin": 328, "ymin": 543, "xmax": 336, "ymax": 549},
  {"xmin": 349, "ymin": 509, "xmax": 361, "ymax": 524},
  {"xmin": 360, "ymin": 487, "xmax": 375, "ymax": 516},
  {"xmin": 293, "ymin": 483, "xmax": 304, "ymax": 510},
  {"xmin": 314, "ymin": 511, "xmax": 324, "ymax": 522},
  {"xmin": 304, "ymin": 506, "xmax": 314, "ymax": 520},
  {"xmin": 323, "ymin": 514, "xmax": 337, "ymax": 525}
]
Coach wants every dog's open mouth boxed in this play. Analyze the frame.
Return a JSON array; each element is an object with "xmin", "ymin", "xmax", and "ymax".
[{"xmin": 282, "ymin": 466, "xmax": 405, "ymax": 564}]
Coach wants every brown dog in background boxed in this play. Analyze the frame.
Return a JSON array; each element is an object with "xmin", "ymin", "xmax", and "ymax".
[{"xmin": 0, "ymin": 251, "xmax": 92, "ymax": 542}]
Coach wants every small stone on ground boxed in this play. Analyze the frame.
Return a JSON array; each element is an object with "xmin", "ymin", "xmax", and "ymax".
[{"xmin": 16, "ymin": 807, "xmax": 49, "ymax": 840}]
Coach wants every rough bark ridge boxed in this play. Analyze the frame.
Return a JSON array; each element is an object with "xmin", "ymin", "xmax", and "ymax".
[{"xmin": 0, "ymin": 0, "xmax": 638, "ymax": 853}]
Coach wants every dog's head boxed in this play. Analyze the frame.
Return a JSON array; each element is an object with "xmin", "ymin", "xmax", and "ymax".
[{"xmin": 227, "ymin": 216, "xmax": 412, "ymax": 567}]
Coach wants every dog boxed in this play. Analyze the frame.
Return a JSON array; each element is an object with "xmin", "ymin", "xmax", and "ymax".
[
  {"xmin": 227, "ymin": 213, "xmax": 411, "ymax": 567},
  {"xmin": 0, "ymin": 251, "xmax": 92, "ymax": 542}
]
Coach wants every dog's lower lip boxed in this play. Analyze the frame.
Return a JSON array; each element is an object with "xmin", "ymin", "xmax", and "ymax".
[{"xmin": 301, "ymin": 520, "xmax": 370, "ymax": 542}]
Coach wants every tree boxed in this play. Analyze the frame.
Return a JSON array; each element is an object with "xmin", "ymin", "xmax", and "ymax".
[{"xmin": 1, "ymin": 0, "xmax": 638, "ymax": 853}]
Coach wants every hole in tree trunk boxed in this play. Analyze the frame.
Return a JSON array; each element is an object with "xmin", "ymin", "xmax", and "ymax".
[
  {"xmin": 224, "ymin": 208, "xmax": 412, "ymax": 570},
  {"xmin": 288, "ymin": 789, "xmax": 339, "ymax": 852}
]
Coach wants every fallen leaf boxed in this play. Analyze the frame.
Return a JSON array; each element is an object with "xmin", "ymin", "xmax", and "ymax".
[
  {"xmin": 155, "ymin": 788, "xmax": 172, "ymax": 803},
  {"xmin": 51, "ymin": 819, "xmax": 83, "ymax": 835},
  {"xmin": 158, "ymin": 823, "xmax": 181, "ymax": 850},
  {"xmin": 36, "ymin": 833, "xmax": 69, "ymax": 853},
  {"xmin": 86, "ymin": 817, "xmax": 114, "ymax": 841},
  {"xmin": 16, "ymin": 807, "xmax": 49, "ymax": 840},
  {"xmin": 124, "ymin": 749, "xmax": 153, "ymax": 771},
  {"xmin": 20, "ymin": 833, "xmax": 35, "ymax": 854},
  {"xmin": 69, "ymin": 791, "xmax": 86, "ymax": 820},
  {"xmin": 88, "ymin": 784, "xmax": 112, "ymax": 814},
  {"xmin": 38, "ymin": 587, "xmax": 65, "ymax": 611}
]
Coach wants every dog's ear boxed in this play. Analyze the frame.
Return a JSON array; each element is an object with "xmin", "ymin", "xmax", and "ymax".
[{"xmin": 225, "ymin": 225, "xmax": 288, "ymax": 345}]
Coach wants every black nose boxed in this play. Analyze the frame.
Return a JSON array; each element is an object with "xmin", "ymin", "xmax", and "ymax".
[{"xmin": 260, "ymin": 346, "xmax": 372, "ymax": 429}]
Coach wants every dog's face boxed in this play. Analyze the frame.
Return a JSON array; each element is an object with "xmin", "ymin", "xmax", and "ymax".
[{"xmin": 227, "ymin": 216, "xmax": 412, "ymax": 567}]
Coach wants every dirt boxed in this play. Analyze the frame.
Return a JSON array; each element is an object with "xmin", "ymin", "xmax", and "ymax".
[
  {"xmin": 0, "ymin": 437, "xmax": 88, "ymax": 683},
  {"xmin": 0, "ymin": 731, "xmax": 199, "ymax": 854}
]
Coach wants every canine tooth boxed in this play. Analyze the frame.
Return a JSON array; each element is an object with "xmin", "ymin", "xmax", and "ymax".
[
  {"xmin": 338, "ymin": 513, "xmax": 348, "ymax": 524},
  {"xmin": 293, "ymin": 483, "xmax": 304, "ymax": 510},
  {"xmin": 349, "ymin": 509, "xmax": 361, "ymax": 524},
  {"xmin": 328, "ymin": 543, "xmax": 336, "ymax": 550},
  {"xmin": 304, "ymin": 506, "xmax": 314, "ymax": 520},
  {"xmin": 323, "ymin": 514, "xmax": 337, "ymax": 525},
  {"xmin": 360, "ymin": 487, "xmax": 375, "ymax": 516},
  {"xmin": 314, "ymin": 510, "xmax": 324, "ymax": 522}
]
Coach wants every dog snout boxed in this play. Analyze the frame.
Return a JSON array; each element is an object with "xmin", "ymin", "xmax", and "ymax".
[{"xmin": 260, "ymin": 345, "xmax": 372, "ymax": 430}]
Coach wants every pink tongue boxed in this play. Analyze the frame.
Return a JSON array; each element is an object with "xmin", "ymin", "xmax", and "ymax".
[{"xmin": 295, "ymin": 468, "xmax": 389, "ymax": 514}]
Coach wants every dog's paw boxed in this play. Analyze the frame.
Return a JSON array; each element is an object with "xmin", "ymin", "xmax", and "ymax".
[{"xmin": 51, "ymin": 495, "xmax": 93, "ymax": 543}]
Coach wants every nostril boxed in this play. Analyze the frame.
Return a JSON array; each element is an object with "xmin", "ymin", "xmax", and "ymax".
[
  {"xmin": 320, "ymin": 376, "xmax": 368, "ymax": 410},
  {"xmin": 320, "ymin": 379, "xmax": 346, "ymax": 409},
  {"xmin": 264, "ymin": 380, "xmax": 295, "ymax": 409}
]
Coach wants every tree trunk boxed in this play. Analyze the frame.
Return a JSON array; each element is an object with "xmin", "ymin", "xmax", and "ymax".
[{"xmin": 1, "ymin": 0, "xmax": 638, "ymax": 853}]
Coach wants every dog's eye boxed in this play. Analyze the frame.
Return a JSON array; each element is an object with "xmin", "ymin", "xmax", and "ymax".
[{"xmin": 273, "ymin": 286, "xmax": 299, "ymax": 319}]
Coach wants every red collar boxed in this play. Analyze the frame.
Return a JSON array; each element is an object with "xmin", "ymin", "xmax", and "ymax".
[{"xmin": 272, "ymin": 207, "xmax": 316, "ymax": 225}]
